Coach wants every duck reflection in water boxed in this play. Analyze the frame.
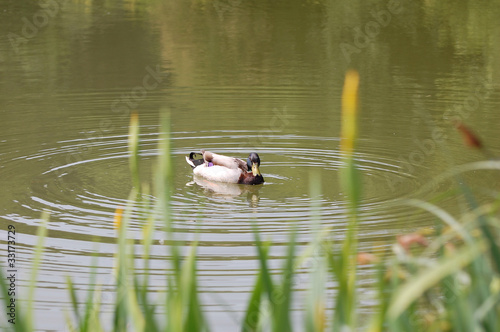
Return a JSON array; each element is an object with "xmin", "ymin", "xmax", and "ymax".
[{"xmin": 186, "ymin": 176, "xmax": 261, "ymax": 207}]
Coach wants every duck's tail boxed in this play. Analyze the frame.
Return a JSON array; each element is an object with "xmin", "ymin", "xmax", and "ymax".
[{"xmin": 185, "ymin": 152, "xmax": 204, "ymax": 169}]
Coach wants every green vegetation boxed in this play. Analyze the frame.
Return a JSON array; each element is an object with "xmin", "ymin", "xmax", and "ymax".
[{"xmin": 2, "ymin": 73, "xmax": 500, "ymax": 331}]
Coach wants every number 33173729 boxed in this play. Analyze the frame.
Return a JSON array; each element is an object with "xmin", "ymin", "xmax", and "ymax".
[{"xmin": 8, "ymin": 225, "xmax": 15, "ymax": 268}]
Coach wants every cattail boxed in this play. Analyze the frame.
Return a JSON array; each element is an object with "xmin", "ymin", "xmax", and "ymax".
[
  {"xmin": 340, "ymin": 70, "xmax": 359, "ymax": 157},
  {"xmin": 455, "ymin": 121, "xmax": 482, "ymax": 149},
  {"xmin": 114, "ymin": 206, "xmax": 124, "ymax": 230}
]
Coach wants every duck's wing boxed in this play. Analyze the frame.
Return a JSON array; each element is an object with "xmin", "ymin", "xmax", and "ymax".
[{"xmin": 202, "ymin": 150, "xmax": 247, "ymax": 171}]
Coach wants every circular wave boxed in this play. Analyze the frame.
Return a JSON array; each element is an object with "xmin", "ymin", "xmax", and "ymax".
[
  {"xmin": 3, "ymin": 130, "xmax": 429, "ymax": 242},
  {"xmin": 1, "ymin": 128, "xmax": 438, "ymax": 332}
]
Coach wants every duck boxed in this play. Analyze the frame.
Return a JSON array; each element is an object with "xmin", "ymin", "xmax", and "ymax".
[{"xmin": 185, "ymin": 150, "xmax": 264, "ymax": 185}]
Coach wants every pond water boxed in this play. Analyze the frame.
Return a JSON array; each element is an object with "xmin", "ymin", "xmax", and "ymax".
[{"xmin": 1, "ymin": 0, "xmax": 499, "ymax": 330}]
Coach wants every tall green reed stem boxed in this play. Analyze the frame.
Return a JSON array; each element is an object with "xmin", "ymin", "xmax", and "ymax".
[{"xmin": 333, "ymin": 70, "xmax": 361, "ymax": 331}]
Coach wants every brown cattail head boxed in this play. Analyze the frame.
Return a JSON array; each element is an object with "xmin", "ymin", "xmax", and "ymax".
[{"xmin": 454, "ymin": 121, "xmax": 482, "ymax": 149}]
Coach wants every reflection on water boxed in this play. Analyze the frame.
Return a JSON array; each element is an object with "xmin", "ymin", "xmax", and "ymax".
[
  {"xmin": 187, "ymin": 176, "xmax": 263, "ymax": 205},
  {"xmin": 0, "ymin": 0, "xmax": 499, "ymax": 330}
]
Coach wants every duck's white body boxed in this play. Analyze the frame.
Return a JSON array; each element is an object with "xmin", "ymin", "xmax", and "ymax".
[{"xmin": 191, "ymin": 163, "xmax": 242, "ymax": 183}]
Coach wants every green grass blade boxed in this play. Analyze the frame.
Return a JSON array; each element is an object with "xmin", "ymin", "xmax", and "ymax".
[
  {"xmin": 404, "ymin": 199, "xmax": 470, "ymax": 241},
  {"xmin": 126, "ymin": 279, "xmax": 145, "ymax": 332},
  {"xmin": 181, "ymin": 241, "xmax": 204, "ymax": 331},
  {"xmin": 166, "ymin": 274, "xmax": 182, "ymax": 332},
  {"xmin": 241, "ymin": 242, "xmax": 270, "ymax": 332},
  {"xmin": 251, "ymin": 222, "xmax": 275, "ymax": 303},
  {"xmin": 457, "ymin": 179, "xmax": 500, "ymax": 274},
  {"xmin": 366, "ymin": 259, "xmax": 390, "ymax": 332},
  {"xmin": 442, "ymin": 275, "xmax": 471, "ymax": 332},
  {"xmin": 26, "ymin": 211, "xmax": 49, "ymax": 331},
  {"xmin": 88, "ymin": 287, "xmax": 104, "ymax": 332},
  {"xmin": 242, "ymin": 272, "xmax": 263, "ymax": 332},
  {"xmin": 137, "ymin": 188, "xmax": 158, "ymax": 332},
  {"xmin": 113, "ymin": 190, "xmax": 136, "ymax": 332},
  {"xmin": 65, "ymin": 276, "xmax": 80, "ymax": 325},
  {"xmin": 305, "ymin": 254, "xmax": 326, "ymax": 332},
  {"xmin": 80, "ymin": 254, "xmax": 99, "ymax": 332},
  {"xmin": 274, "ymin": 225, "xmax": 296, "ymax": 332},
  {"xmin": 388, "ymin": 242, "xmax": 485, "ymax": 320},
  {"xmin": 474, "ymin": 291, "xmax": 500, "ymax": 324}
]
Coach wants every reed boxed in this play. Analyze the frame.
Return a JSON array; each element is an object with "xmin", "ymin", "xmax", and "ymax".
[
  {"xmin": 0, "ymin": 213, "xmax": 48, "ymax": 332},
  {"xmin": 334, "ymin": 69, "xmax": 361, "ymax": 331}
]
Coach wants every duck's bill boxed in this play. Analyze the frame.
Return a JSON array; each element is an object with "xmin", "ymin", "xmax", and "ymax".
[{"xmin": 251, "ymin": 163, "xmax": 261, "ymax": 176}]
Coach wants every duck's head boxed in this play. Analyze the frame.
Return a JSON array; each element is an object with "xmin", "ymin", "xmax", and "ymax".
[{"xmin": 247, "ymin": 152, "xmax": 262, "ymax": 176}]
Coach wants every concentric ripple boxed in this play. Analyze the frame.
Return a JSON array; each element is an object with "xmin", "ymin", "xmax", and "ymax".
[
  {"xmin": 3, "ymin": 127, "xmax": 433, "ymax": 242},
  {"xmin": 1, "ymin": 128, "xmax": 434, "ymax": 331}
]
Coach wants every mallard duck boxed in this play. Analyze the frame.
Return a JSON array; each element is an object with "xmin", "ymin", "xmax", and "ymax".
[{"xmin": 185, "ymin": 150, "xmax": 264, "ymax": 185}]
